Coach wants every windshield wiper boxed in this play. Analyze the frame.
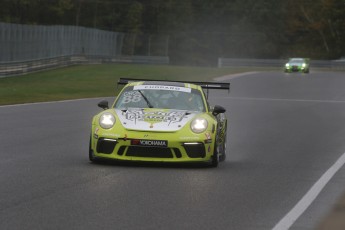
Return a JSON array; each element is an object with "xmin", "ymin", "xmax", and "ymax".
[{"xmin": 138, "ymin": 90, "xmax": 154, "ymax": 108}]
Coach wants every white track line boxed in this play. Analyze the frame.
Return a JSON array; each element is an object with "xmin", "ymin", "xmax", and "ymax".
[
  {"xmin": 214, "ymin": 71, "xmax": 259, "ymax": 81},
  {"xmin": 228, "ymin": 96, "xmax": 345, "ymax": 104},
  {"xmin": 272, "ymin": 151, "xmax": 345, "ymax": 230}
]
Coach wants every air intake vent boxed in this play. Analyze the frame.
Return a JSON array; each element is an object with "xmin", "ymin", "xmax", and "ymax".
[
  {"xmin": 96, "ymin": 138, "xmax": 117, "ymax": 154},
  {"xmin": 126, "ymin": 146, "xmax": 173, "ymax": 158},
  {"xmin": 183, "ymin": 143, "xmax": 206, "ymax": 158}
]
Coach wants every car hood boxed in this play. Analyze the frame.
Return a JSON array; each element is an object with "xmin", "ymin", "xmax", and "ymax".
[
  {"xmin": 115, "ymin": 108, "xmax": 200, "ymax": 132},
  {"xmin": 289, "ymin": 62, "xmax": 305, "ymax": 66}
]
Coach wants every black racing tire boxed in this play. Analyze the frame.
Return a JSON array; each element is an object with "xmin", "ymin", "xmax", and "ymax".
[
  {"xmin": 89, "ymin": 135, "xmax": 98, "ymax": 162},
  {"xmin": 220, "ymin": 121, "xmax": 227, "ymax": 162},
  {"xmin": 219, "ymin": 132, "xmax": 227, "ymax": 162},
  {"xmin": 209, "ymin": 143, "xmax": 219, "ymax": 168}
]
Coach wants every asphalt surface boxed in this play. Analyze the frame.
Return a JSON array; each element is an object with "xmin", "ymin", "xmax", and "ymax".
[{"xmin": 1, "ymin": 70, "xmax": 345, "ymax": 230}]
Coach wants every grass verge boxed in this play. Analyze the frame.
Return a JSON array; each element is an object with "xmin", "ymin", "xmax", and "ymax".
[{"xmin": 0, "ymin": 64, "xmax": 261, "ymax": 105}]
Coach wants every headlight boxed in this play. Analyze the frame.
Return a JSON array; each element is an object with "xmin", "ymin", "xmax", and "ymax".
[
  {"xmin": 99, "ymin": 113, "xmax": 115, "ymax": 129},
  {"xmin": 190, "ymin": 118, "xmax": 208, "ymax": 133},
  {"xmin": 302, "ymin": 63, "xmax": 306, "ymax": 67},
  {"xmin": 285, "ymin": 63, "xmax": 290, "ymax": 67}
]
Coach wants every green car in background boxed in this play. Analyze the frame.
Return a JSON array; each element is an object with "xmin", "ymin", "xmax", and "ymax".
[{"xmin": 284, "ymin": 58, "xmax": 310, "ymax": 73}]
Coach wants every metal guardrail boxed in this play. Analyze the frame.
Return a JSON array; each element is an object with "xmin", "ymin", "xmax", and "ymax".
[
  {"xmin": 218, "ymin": 58, "xmax": 345, "ymax": 70},
  {"xmin": 310, "ymin": 60, "xmax": 345, "ymax": 69},
  {"xmin": 0, "ymin": 55, "xmax": 170, "ymax": 77},
  {"xmin": 218, "ymin": 58, "xmax": 285, "ymax": 68}
]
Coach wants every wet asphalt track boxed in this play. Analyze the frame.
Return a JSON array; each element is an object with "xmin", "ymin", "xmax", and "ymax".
[{"xmin": 1, "ymin": 70, "xmax": 345, "ymax": 230}]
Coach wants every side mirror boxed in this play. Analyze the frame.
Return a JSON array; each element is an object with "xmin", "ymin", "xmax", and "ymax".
[
  {"xmin": 98, "ymin": 100, "xmax": 109, "ymax": 110},
  {"xmin": 212, "ymin": 105, "xmax": 226, "ymax": 116}
]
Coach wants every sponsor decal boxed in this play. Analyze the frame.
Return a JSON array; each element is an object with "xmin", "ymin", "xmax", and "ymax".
[
  {"xmin": 105, "ymin": 133, "xmax": 121, "ymax": 138},
  {"xmin": 179, "ymin": 136, "xmax": 200, "ymax": 141},
  {"xmin": 125, "ymin": 109, "xmax": 188, "ymax": 125},
  {"xmin": 205, "ymin": 132, "xmax": 211, "ymax": 140},
  {"xmin": 94, "ymin": 127, "xmax": 99, "ymax": 139},
  {"xmin": 115, "ymin": 108, "xmax": 198, "ymax": 132},
  {"xmin": 94, "ymin": 127, "xmax": 99, "ymax": 135},
  {"xmin": 131, "ymin": 139, "xmax": 168, "ymax": 147},
  {"xmin": 134, "ymin": 85, "xmax": 191, "ymax": 93},
  {"xmin": 204, "ymin": 132, "xmax": 212, "ymax": 143}
]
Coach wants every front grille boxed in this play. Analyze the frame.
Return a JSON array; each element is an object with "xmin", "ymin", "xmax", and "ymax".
[
  {"xmin": 126, "ymin": 146, "xmax": 173, "ymax": 158},
  {"xmin": 117, "ymin": 146, "xmax": 126, "ymax": 156},
  {"xmin": 173, "ymin": 148, "xmax": 182, "ymax": 158},
  {"xmin": 183, "ymin": 143, "xmax": 206, "ymax": 158}
]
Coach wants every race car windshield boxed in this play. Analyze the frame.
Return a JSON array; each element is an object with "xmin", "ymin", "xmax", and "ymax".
[
  {"xmin": 289, "ymin": 59, "xmax": 304, "ymax": 64},
  {"xmin": 115, "ymin": 86, "xmax": 206, "ymax": 112}
]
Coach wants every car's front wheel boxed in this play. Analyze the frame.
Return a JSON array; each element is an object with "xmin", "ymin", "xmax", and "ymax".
[
  {"xmin": 209, "ymin": 143, "xmax": 219, "ymax": 168},
  {"xmin": 219, "ymin": 133, "xmax": 227, "ymax": 162},
  {"xmin": 89, "ymin": 136, "xmax": 98, "ymax": 162}
]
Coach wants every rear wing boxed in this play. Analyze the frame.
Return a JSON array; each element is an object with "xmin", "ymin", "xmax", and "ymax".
[{"xmin": 117, "ymin": 78, "xmax": 230, "ymax": 91}]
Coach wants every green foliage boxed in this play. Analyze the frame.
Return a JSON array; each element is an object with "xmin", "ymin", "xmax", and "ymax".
[
  {"xmin": 0, "ymin": 0, "xmax": 344, "ymax": 63},
  {"xmin": 284, "ymin": 0, "xmax": 345, "ymax": 59}
]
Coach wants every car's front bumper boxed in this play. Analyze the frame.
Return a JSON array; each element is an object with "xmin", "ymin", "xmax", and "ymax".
[
  {"xmin": 285, "ymin": 65, "xmax": 308, "ymax": 72},
  {"xmin": 90, "ymin": 132, "xmax": 215, "ymax": 163}
]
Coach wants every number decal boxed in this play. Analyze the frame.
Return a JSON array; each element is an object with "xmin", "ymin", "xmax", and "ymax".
[{"xmin": 122, "ymin": 91, "xmax": 142, "ymax": 104}]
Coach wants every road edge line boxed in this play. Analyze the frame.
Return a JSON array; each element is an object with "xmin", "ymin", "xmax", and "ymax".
[{"xmin": 272, "ymin": 151, "xmax": 345, "ymax": 230}]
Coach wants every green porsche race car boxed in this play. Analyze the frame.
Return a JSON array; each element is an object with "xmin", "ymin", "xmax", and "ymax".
[
  {"xmin": 284, "ymin": 58, "xmax": 310, "ymax": 73},
  {"xmin": 89, "ymin": 78, "xmax": 229, "ymax": 167}
]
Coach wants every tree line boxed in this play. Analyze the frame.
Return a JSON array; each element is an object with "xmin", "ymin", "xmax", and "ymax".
[{"xmin": 1, "ymin": 0, "xmax": 344, "ymax": 65}]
